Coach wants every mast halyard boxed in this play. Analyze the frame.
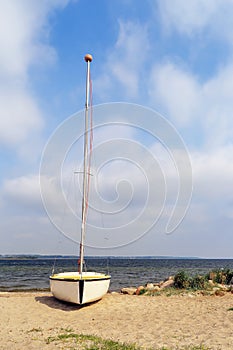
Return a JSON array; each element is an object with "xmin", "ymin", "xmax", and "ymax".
[{"xmin": 79, "ymin": 54, "xmax": 93, "ymax": 275}]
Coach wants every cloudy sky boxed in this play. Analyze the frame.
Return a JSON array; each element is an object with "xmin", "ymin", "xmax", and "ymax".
[{"xmin": 1, "ymin": 0, "xmax": 233, "ymax": 258}]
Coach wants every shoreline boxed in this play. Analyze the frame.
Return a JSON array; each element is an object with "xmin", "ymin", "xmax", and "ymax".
[{"xmin": 1, "ymin": 291, "xmax": 233, "ymax": 349}]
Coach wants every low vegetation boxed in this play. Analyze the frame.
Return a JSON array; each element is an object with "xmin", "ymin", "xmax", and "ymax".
[
  {"xmin": 46, "ymin": 332, "xmax": 139, "ymax": 349},
  {"xmin": 208, "ymin": 268, "xmax": 233, "ymax": 284},
  {"xmin": 122, "ymin": 268, "xmax": 233, "ymax": 297},
  {"xmin": 174, "ymin": 271, "xmax": 208, "ymax": 290},
  {"xmin": 174, "ymin": 268, "xmax": 233, "ymax": 290},
  {"xmin": 45, "ymin": 331, "xmax": 211, "ymax": 349}
]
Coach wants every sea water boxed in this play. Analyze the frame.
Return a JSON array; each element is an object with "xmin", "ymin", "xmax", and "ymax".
[{"xmin": 1, "ymin": 256, "xmax": 233, "ymax": 292}]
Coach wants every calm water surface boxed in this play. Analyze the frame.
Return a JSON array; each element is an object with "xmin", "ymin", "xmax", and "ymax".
[{"xmin": 1, "ymin": 257, "xmax": 233, "ymax": 292}]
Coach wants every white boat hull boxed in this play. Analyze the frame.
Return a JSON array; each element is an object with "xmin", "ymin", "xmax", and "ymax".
[{"xmin": 50, "ymin": 271, "xmax": 111, "ymax": 305}]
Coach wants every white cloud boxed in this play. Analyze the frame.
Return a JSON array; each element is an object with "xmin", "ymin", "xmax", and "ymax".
[
  {"xmin": 202, "ymin": 64, "xmax": 233, "ymax": 147},
  {"xmin": 2, "ymin": 143, "xmax": 232, "ymax": 253},
  {"xmin": 149, "ymin": 61, "xmax": 233, "ymax": 148},
  {"xmin": 0, "ymin": 1, "xmax": 76, "ymax": 254},
  {"xmin": 179, "ymin": 146, "xmax": 233, "ymax": 252},
  {"xmin": 95, "ymin": 20, "xmax": 150, "ymax": 99},
  {"xmin": 158, "ymin": 0, "xmax": 233, "ymax": 39},
  {"xmin": 0, "ymin": 0, "xmax": 70, "ymax": 147},
  {"xmin": 0, "ymin": 1, "xmax": 53, "ymax": 78},
  {"xmin": 149, "ymin": 63, "xmax": 200, "ymax": 126},
  {"xmin": 192, "ymin": 146, "xmax": 233, "ymax": 202},
  {"xmin": 2, "ymin": 175, "xmax": 42, "ymax": 211},
  {"xmin": 0, "ymin": 87, "xmax": 43, "ymax": 145}
]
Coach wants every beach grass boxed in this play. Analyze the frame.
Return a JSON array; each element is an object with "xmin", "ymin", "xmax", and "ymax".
[
  {"xmin": 45, "ymin": 331, "xmax": 211, "ymax": 349},
  {"xmin": 46, "ymin": 332, "xmax": 140, "ymax": 349}
]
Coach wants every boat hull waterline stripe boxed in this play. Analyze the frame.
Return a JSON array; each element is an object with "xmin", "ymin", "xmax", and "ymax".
[{"xmin": 50, "ymin": 276, "xmax": 111, "ymax": 282}]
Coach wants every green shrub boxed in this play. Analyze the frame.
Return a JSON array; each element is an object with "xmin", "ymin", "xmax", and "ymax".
[
  {"xmin": 139, "ymin": 288, "xmax": 147, "ymax": 295},
  {"xmin": 174, "ymin": 271, "xmax": 190, "ymax": 289},
  {"xmin": 224, "ymin": 269, "xmax": 233, "ymax": 284},
  {"xmin": 208, "ymin": 268, "xmax": 233, "ymax": 284},
  {"xmin": 190, "ymin": 275, "xmax": 207, "ymax": 290}
]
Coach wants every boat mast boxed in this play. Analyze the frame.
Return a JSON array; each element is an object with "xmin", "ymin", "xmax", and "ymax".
[{"xmin": 79, "ymin": 53, "xmax": 92, "ymax": 275}]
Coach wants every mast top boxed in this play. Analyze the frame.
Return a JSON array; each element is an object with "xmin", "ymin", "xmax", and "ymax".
[{"xmin": 84, "ymin": 54, "xmax": 93, "ymax": 62}]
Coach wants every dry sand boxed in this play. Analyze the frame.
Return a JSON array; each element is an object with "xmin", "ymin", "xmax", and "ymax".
[{"xmin": 0, "ymin": 291, "xmax": 233, "ymax": 349}]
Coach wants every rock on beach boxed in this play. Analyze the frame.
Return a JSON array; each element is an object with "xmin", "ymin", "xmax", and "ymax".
[{"xmin": 120, "ymin": 274, "xmax": 233, "ymax": 296}]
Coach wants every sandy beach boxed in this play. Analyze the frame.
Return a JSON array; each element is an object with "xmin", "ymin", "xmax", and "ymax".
[{"xmin": 1, "ymin": 291, "xmax": 233, "ymax": 349}]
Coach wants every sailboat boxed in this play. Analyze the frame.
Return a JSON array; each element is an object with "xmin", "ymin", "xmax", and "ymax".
[{"xmin": 50, "ymin": 54, "xmax": 111, "ymax": 305}]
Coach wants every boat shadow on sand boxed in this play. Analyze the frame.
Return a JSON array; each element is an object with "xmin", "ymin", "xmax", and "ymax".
[{"xmin": 35, "ymin": 295, "xmax": 98, "ymax": 311}]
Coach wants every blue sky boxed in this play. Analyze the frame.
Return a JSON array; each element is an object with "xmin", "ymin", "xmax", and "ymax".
[{"xmin": 1, "ymin": 0, "xmax": 233, "ymax": 257}]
